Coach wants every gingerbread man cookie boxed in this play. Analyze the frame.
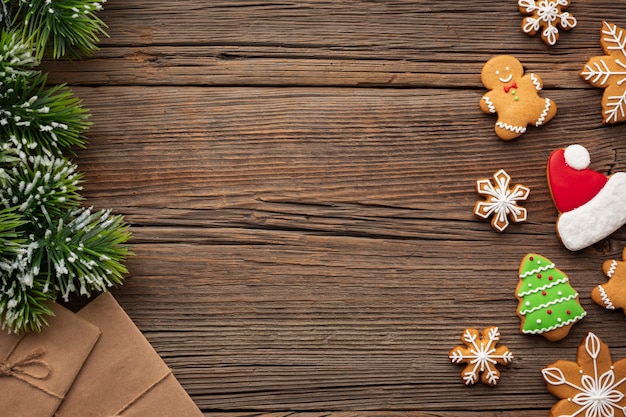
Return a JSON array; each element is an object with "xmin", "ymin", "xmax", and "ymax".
[
  {"xmin": 480, "ymin": 55, "xmax": 557, "ymax": 140},
  {"xmin": 591, "ymin": 247, "xmax": 626, "ymax": 313}
]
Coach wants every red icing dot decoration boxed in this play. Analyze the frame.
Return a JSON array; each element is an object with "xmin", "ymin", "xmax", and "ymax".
[
  {"xmin": 567, "ymin": 310, "xmax": 571, "ymax": 315},
  {"xmin": 549, "ymin": 276, "xmax": 553, "ymax": 281},
  {"xmin": 547, "ymin": 310, "xmax": 552, "ymax": 314},
  {"xmin": 529, "ymin": 256, "xmax": 534, "ymax": 261},
  {"xmin": 537, "ymin": 274, "xmax": 542, "ymax": 278},
  {"xmin": 542, "ymin": 291, "xmax": 547, "ymax": 296}
]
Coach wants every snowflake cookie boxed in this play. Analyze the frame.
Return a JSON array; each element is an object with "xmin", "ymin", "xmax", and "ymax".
[
  {"xmin": 518, "ymin": 0, "xmax": 577, "ymax": 46},
  {"xmin": 581, "ymin": 21, "xmax": 626, "ymax": 124},
  {"xmin": 474, "ymin": 169, "xmax": 530, "ymax": 232},
  {"xmin": 480, "ymin": 55, "xmax": 557, "ymax": 140},
  {"xmin": 448, "ymin": 326, "xmax": 514, "ymax": 386},
  {"xmin": 542, "ymin": 332, "xmax": 626, "ymax": 417}
]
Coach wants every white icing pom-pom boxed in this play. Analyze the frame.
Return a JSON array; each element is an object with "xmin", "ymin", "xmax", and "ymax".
[{"xmin": 564, "ymin": 144, "xmax": 590, "ymax": 170}]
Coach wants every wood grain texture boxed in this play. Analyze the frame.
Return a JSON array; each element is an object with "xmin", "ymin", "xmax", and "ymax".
[{"xmin": 41, "ymin": 1, "xmax": 626, "ymax": 415}]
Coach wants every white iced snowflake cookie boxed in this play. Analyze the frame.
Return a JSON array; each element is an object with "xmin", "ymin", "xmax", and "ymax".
[
  {"xmin": 474, "ymin": 169, "xmax": 530, "ymax": 232},
  {"xmin": 581, "ymin": 21, "xmax": 626, "ymax": 124},
  {"xmin": 542, "ymin": 332, "xmax": 626, "ymax": 417},
  {"xmin": 518, "ymin": 0, "xmax": 577, "ymax": 46},
  {"xmin": 448, "ymin": 326, "xmax": 514, "ymax": 386}
]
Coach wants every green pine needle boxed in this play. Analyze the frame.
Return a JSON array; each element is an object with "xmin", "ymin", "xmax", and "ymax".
[
  {"xmin": 1, "ymin": 71, "xmax": 91, "ymax": 156},
  {"xmin": 13, "ymin": 0, "xmax": 108, "ymax": 60},
  {"xmin": 0, "ymin": 2, "xmax": 131, "ymax": 334},
  {"xmin": 0, "ymin": 277, "xmax": 54, "ymax": 334},
  {"xmin": 0, "ymin": 29, "xmax": 39, "ymax": 79},
  {"xmin": 1, "ymin": 154, "xmax": 84, "ymax": 226}
]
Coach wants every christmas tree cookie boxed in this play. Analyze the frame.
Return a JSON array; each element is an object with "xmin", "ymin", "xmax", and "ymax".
[{"xmin": 516, "ymin": 254, "xmax": 586, "ymax": 341}]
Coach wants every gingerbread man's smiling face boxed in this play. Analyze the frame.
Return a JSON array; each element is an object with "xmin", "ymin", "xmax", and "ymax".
[{"xmin": 481, "ymin": 55, "xmax": 525, "ymax": 90}]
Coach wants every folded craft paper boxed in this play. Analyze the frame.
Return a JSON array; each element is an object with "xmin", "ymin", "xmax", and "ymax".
[
  {"xmin": 55, "ymin": 292, "xmax": 203, "ymax": 417},
  {"xmin": 0, "ymin": 302, "xmax": 100, "ymax": 417}
]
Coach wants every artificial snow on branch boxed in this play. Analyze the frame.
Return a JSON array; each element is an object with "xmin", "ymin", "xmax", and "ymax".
[
  {"xmin": 3, "ymin": 0, "xmax": 108, "ymax": 59},
  {"xmin": 0, "ymin": 3, "xmax": 131, "ymax": 333}
]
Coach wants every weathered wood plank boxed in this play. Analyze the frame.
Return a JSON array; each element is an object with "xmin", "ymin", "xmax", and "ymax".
[
  {"xmin": 65, "ymin": 85, "xmax": 626, "ymax": 411},
  {"xmin": 44, "ymin": 2, "xmax": 626, "ymax": 87},
  {"xmin": 39, "ymin": 0, "xmax": 626, "ymax": 413}
]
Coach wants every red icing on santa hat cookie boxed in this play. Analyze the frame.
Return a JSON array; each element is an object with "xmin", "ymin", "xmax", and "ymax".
[
  {"xmin": 547, "ymin": 144, "xmax": 626, "ymax": 251},
  {"xmin": 548, "ymin": 145, "xmax": 607, "ymax": 212}
]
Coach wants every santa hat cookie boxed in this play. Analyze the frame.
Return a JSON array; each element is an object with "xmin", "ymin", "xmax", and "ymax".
[{"xmin": 547, "ymin": 144, "xmax": 626, "ymax": 251}]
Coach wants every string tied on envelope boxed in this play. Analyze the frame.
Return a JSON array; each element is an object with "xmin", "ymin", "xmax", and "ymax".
[
  {"xmin": 0, "ymin": 337, "xmax": 63, "ymax": 400},
  {"xmin": 107, "ymin": 368, "xmax": 173, "ymax": 417}
]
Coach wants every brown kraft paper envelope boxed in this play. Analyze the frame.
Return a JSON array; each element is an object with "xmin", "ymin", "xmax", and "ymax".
[
  {"xmin": 55, "ymin": 292, "xmax": 204, "ymax": 417},
  {"xmin": 0, "ymin": 302, "xmax": 101, "ymax": 417}
]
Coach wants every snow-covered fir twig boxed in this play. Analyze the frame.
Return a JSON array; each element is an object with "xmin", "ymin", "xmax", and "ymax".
[{"xmin": 0, "ymin": 6, "xmax": 131, "ymax": 333}]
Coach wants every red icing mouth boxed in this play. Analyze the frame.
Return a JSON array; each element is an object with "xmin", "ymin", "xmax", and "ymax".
[{"xmin": 548, "ymin": 148, "xmax": 608, "ymax": 213}]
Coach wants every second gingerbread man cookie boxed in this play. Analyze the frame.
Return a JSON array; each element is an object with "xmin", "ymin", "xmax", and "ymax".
[{"xmin": 480, "ymin": 55, "xmax": 557, "ymax": 140}]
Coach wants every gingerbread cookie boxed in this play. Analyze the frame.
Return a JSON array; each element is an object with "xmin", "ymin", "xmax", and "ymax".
[
  {"xmin": 591, "ymin": 247, "xmax": 626, "ymax": 313},
  {"xmin": 518, "ymin": 0, "xmax": 577, "ymax": 46},
  {"xmin": 547, "ymin": 144, "xmax": 626, "ymax": 251},
  {"xmin": 448, "ymin": 326, "xmax": 514, "ymax": 386},
  {"xmin": 516, "ymin": 254, "xmax": 585, "ymax": 342},
  {"xmin": 474, "ymin": 169, "xmax": 530, "ymax": 232},
  {"xmin": 480, "ymin": 55, "xmax": 557, "ymax": 140},
  {"xmin": 542, "ymin": 332, "xmax": 626, "ymax": 417},
  {"xmin": 581, "ymin": 21, "xmax": 626, "ymax": 124}
]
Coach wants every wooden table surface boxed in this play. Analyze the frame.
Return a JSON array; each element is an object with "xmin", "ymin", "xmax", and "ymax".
[{"xmin": 44, "ymin": 1, "xmax": 626, "ymax": 416}]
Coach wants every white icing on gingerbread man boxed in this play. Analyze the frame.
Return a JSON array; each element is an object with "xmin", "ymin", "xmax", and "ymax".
[{"xmin": 480, "ymin": 55, "xmax": 557, "ymax": 140}]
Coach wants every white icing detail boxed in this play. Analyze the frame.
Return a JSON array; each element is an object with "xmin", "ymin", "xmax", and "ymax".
[
  {"xmin": 557, "ymin": 172, "xmax": 626, "ymax": 251},
  {"xmin": 521, "ymin": 310, "xmax": 586, "ymax": 334},
  {"xmin": 563, "ymin": 144, "xmax": 591, "ymax": 170},
  {"xmin": 518, "ymin": 0, "xmax": 577, "ymax": 46},
  {"xmin": 581, "ymin": 58, "xmax": 626, "ymax": 88},
  {"xmin": 607, "ymin": 260, "xmax": 618, "ymax": 278},
  {"xmin": 542, "ymin": 332, "xmax": 626, "ymax": 417},
  {"xmin": 495, "ymin": 121, "xmax": 526, "ymax": 134},
  {"xmin": 581, "ymin": 22, "xmax": 626, "ymax": 123},
  {"xmin": 474, "ymin": 169, "xmax": 529, "ymax": 232},
  {"xmin": 518, "ymin": 276, "xmax": 569, "ymax": 297},
  {"xmin": 535, "ymin": 98, "xmax": 551, "ymax": 126},
  {"xmin": 597, "ymin": 285, "xmax": 616, "ymax": 310},
  {"xmin": 530, "ymin": 73, "xmax": 541, "ymax": 91},
  {"xmin": 448, "ymin": 327, "xmax": 514, "ymax": 386},
  {"xmin": 605, "ymin": 90, "xmax": 626, "ymax": 124},
  {"xmin": 482, "ymin": 96, "xmax": 496, "ymax": 113},
  {"xmin": 499, "ymin": 73, "xmax": 513, "ymax": 83},
  {"xmin": 518, "ymin": 293, "xmax": 579, "ymax": 315},
  {"xmin": 520, "ymin": 262, "xmax": 556, "ymax": 278}
]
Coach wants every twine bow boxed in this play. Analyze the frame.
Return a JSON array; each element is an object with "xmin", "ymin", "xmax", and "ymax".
[
  {"xmin": 0, "ymin": 348, "xmax": 51, "ymax": 380},
  {"xmin": 0, "ymin": 340, "xmax": 63, "ymax": 400}
]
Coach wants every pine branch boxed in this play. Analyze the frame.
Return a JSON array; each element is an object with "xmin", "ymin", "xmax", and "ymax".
[
  {"xmin": 12, "ymin": 0, "xmax": 108, "ymax": 60},
  {"xmin": 0, "ymin": 4, "xmax": 131, "ymax": 334},
  {"xmin": 1, "ymin": 71, "xmax": 91, "ymax": 156},
  {"xmin": 0, "ymin": 154, "xmax": 84, "ymax": 226}
]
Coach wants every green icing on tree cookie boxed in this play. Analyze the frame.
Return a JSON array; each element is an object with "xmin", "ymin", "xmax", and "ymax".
[{"xmin": 516, "ymin": 253, "xmax": 586, "ymax": 336}]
